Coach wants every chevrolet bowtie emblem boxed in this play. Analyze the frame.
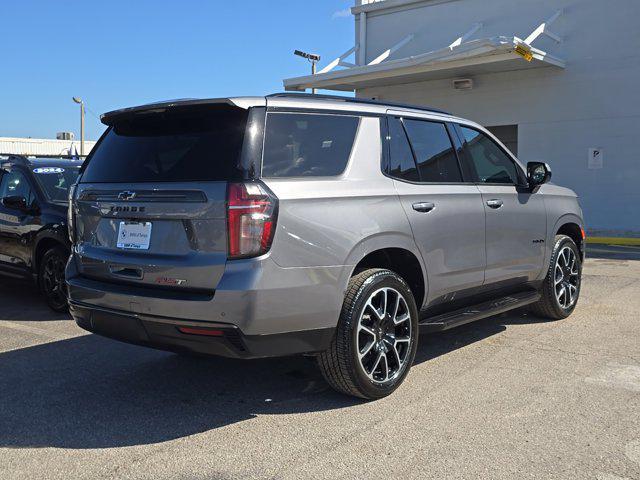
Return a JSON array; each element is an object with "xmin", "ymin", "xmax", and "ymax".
[{"xmin": 118, "ymin": 191, "xmax": 137, "ymax": 201}]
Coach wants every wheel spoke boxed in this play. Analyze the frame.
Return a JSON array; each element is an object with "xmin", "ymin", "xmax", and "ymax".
[
  {"xmin": 380, "ymin": 353, "xmax": 389, "ymax": 381},
  {"xmin": 557, "ymin": 285, "xmax": 566, "ymax": 305},
  {"xmin": 359, "ymin": 339, "xmax": 375, "ymax": 359},
  {"xmin": 392, "ymin": 342, "xmax": 402, "ymax": 368},
  {"xmin": 359, "ymin": 324, "xmax": 376, "ymax": 338},
  {"xmin": 392, "ymin": 294, "xmax": 400, "ymax": 320},
  {"xmin": 568, "ymin": 284, "xmax": 577, "ymax": 304},
  {"xmin": 380, "ymin": 289, "xmax": 388, "ymax": 317},
  {"xmin": 554, "ymin": 266, "xmax": 563, "ymax": 285},
  {"xmin": 371, "ymin": 351, "xmax": 384, "ymax": 376},
  {"xmin": 366, "ymin": 299, "xmax": 384, "ymax": 321}
]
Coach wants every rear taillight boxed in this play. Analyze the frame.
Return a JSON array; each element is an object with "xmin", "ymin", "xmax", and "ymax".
[
  {"xmin": 67, "ymin": 183, "xmax": 77, "ymax": 243},
  {"xmin": 227, "ymin": 182, "xmax": 278, "ymax": 259}
]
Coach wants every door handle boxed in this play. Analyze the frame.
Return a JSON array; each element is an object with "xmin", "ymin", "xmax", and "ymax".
[
  {"xmin": 486, "ymin": 199, "xmax": 504, "ymax": 209},
  {"xmin": 412, "ymin": 202, "xmax": 435, "ymax": 213}
]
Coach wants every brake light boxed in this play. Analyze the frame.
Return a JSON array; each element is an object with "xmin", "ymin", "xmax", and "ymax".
[{"xmin": 227, "ymin": 182, "xmax": 278, "ymax": 259}]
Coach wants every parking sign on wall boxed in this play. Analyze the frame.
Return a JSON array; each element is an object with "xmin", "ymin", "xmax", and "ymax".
[{"xmin": 588, "ymin": 148, "xmax": 603, "ymax": 169}]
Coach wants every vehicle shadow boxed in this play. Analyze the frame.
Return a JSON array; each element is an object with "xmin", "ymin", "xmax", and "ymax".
[
  {"xmin": 0, "ymin": 278, "xmax": 70, "ymax": 321},
  {"xmin": 415, "ymin": 307, "xmax": 552, "ymax": 363},
  {"xmin": 0, "ymin": 305, "xmax": 548, "ymax": 450}
]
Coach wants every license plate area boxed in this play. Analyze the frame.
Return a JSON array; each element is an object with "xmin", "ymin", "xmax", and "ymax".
[{"xmin": 116, "ymin": 221, "xmax": 152, "ymax": 250}]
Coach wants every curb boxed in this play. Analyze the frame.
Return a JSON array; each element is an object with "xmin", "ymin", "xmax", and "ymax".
[{"xmin": 587, "ymin": 237, "xmax": 640, "ymax": 246}]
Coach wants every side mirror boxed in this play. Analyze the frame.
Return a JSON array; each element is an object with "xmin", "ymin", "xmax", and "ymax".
[
  {"xmin": 2, "ymin": 195, "xmax": 28, "ymax": 210},
  {"xmin": 527, "ymin": 162, "xmax": 552, "ymax": 187}
]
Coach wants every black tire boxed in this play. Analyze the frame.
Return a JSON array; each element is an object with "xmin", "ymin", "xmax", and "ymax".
[
  {"xmin": 38, "ymin": 245, "xmax": 69, "ymax": 313},
  {"xmin": 317, "ymin": 268, "xmax": 419, "ymax": 400},
  {"xmin": 530, "ymin": 234, "xmax": 582, "ymax": 319}
]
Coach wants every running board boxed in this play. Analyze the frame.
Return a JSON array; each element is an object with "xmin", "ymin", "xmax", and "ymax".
[{"xmin": 419, "ymin": 291, "xmax": 541, "ymax": 332}]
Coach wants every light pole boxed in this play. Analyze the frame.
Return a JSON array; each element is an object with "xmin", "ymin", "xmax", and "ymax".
[
  {"xmin": 72, "ymin": 97, "xmax": 85, "ymax": 156},
  {"xmin": 294, "ymin": 50, "xmax": 321, "ymax": 94}
]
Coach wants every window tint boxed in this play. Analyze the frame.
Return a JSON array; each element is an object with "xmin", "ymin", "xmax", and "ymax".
[
  {"xmin": 387, "ymin": 117, "xmax": 419, "ymax": 182},
  {"xmin": 0, "ymin": 171, "xmax": 34, "ymax": 205},
  {"xmin": 403, "ymin": 119, "xmax": 462, "ymax": 183},
  {"xmin": 81, "ymin": 105, "xmax": 248, "ymax": 183},
  {"xmin": 459, "ymin": 126, "xmax": 523, "ymax": 184},
  {"xmin": 262, "ymin": 113, "xmax": 359, "ymax": 177},
  {"xmin": 33, "ymin": 166, "xmax": 80, "ymax": 202}
]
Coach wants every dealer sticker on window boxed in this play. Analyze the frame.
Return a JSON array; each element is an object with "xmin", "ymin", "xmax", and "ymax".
[
  {"xmin": 33, "ymin": 167, "xmax": 65, "ymax": 174},
  {"xmin": 117, "ymin": 221, "xmax": 152, "ymax": 250}
]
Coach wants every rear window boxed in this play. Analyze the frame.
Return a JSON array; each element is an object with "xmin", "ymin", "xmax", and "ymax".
[
  {"xmin": 261, "ymin": 113, "xmax": 359, "ymax": 177},
  {"xmin": 81, "ymin": 105, "xmax": 248, "ymax": 183}
]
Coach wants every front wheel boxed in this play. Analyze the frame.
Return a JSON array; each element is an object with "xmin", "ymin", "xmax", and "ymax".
[
  {"xmin": 317, "ymin": 268, "xmax": 419, "ymax": 400},
  {"xmin": 530, "ymin": 234, "xmax": 582, "ymax": 319},
  {"xmin": 39, "ymin": 245, "xmax": 69, "ymax": 313}
]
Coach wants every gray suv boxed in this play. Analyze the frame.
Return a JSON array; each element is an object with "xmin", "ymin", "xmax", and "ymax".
[{"xmin": 66, "ymin": 94, "xmax": 585, "ymax": 399}]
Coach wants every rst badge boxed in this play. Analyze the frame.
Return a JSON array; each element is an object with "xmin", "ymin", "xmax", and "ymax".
[{"xmin": 155, "ymin": 277, "xmax": 187, "ymax": 286}]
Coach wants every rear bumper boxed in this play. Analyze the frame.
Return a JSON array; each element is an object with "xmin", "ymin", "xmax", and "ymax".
[
  {"xmin": 66, "ymin": 254, "xmax": 347, "ymax": 336},
  {"xmin": 70, "ymin": 300, "xmax": 335, "ymax": 359}
]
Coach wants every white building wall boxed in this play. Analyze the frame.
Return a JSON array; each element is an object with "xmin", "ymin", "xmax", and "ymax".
[
  {"xmin": 356, "ymin": 0, "xmax": 640, "ymax": 236},
  {"xmin": 0, "ymin": 137, "xmax": 96, "ymax": 157}
]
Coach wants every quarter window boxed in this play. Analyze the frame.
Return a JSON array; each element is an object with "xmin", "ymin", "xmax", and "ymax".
[
  {"xmin": 261, "ymin": 113, "xmax": 359, "ymax": 177},
  {"xmin": 387, "ymin": 117, "xmax": 419, "ymax": 182},
  {"xmin": 459, "ymin": 126, "xmax": 524, "ymax": 184},
  {"xmin": 403, "ymin": 119, "xmax": 462, "ymax": 183}
]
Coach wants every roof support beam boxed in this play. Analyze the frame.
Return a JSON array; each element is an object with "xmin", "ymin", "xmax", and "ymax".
[
  {"xmin": 368, "ymin": 33, "xmax": 415, "ymax": 65},
  {"xmin": 449, "ymin": 23, "xmax": 483, "ymax": 49},
  {"xmin": 318, "ymin": 45, "xmax": 360, "ymax": 74},
  {"xmin": 525, "ymin": 9, "xmax": 563, "ymax": 45}
]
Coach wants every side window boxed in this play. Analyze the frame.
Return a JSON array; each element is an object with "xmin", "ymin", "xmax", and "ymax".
[
  {"xmin": 0, "ymin": 170, "xmax": 34, "ymax": 205},
  {"xmin": 387, "ymin": 117, "xmax": 419, "ymax": 182},
  {"xmin": 402, "ymin": 119, "xmax": 462, "ymax": 183},
  {"xmin": 261, "ymin": 113, "xmax": 360, "ymax": 177},
  {"xmin": 459, "ymin": 126, "xmax": 524, "ymax": 184}
]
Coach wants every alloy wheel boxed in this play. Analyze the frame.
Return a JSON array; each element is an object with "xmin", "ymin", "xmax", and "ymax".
[
  {"xmin": 356, "ymin": 287, "xmax": 413, "ymax": 384},
  {"xmin": 42, "ymin": 254, "xmax": 67, "ymax": 309},
  {"xmin": 554, "ymin": 246, "xmax": 580, "ymax": 309}
]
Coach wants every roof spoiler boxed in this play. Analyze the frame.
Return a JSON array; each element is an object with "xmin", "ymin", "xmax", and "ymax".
[{"xmin": 100, "ymin": 98, "xmax": 247, "ymax": 126}]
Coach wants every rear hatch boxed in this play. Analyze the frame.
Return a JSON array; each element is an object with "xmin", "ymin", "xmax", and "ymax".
[{"xmin": 72, "ymin": 102, "xmax": 252, "ymax": 293}]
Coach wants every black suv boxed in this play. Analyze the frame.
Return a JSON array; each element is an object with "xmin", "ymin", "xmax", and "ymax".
[{"xmin": 0, "ymin": 155, "xmax": 81, "ymax": 311}]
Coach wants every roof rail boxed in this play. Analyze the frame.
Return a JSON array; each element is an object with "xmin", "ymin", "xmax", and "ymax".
[
  {"xmin": 266, "ymin": 92, "xmax": 450, "ymax": 115},
  {"xmin": 0, "ymin": 154, "xmax": 30, "ymax": 166}
]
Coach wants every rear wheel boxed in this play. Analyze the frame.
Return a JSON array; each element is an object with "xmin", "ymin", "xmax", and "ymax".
[
  {"xmin": 530, "ymin": 235, "xmax": 582, "ymax": 319},
  {"xmin": 317, "ymin": 268, "xmax": 419, "ymax": 400},
  {"xmin": 39, "ymin": 245, "xmax": 69, "ymax": 313}
]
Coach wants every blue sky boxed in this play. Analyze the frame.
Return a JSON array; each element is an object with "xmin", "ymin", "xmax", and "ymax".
[{"xmin": 0, "ymin": 0, "xmax": 355, "ymax": 140}]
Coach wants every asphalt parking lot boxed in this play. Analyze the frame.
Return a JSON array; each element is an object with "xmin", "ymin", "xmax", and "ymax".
[{"xmin": 1, "ymin": 246, "xmax": 639, "ymax": 480}]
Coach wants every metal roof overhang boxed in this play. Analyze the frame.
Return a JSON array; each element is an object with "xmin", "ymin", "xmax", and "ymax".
[{"xmin": 283, "ymin": 36, "xmax": 565, "ymax": 92}]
